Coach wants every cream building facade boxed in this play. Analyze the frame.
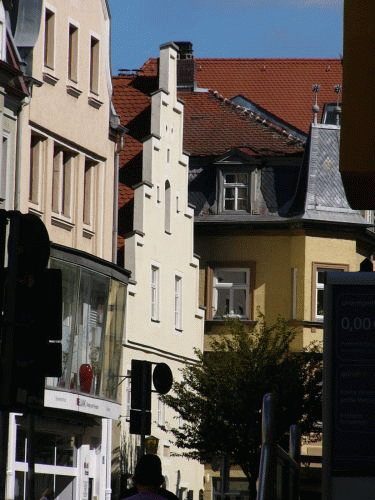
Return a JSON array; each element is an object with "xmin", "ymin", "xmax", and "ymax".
[
  {"xmin": 5, "ymin": 1, "xmax": 129, "ymax": 499},
  {"xmin": 118, "ymin": 43, "xmax": 205, "ymax": 499}
]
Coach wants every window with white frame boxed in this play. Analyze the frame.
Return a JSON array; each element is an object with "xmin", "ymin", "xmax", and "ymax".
[
  {"xmin": 174, "ymin": 275, "xmax": 182, "ymax": 331},
  {"xmin": 313, "ymin": 264, "xmax": 347, "ymax": 321},
  {"xmin": 44, "ymin": 8, "xmax": 55, "ymax": 70},
  {"xmin": 221, "ymin": 169, "xmax": 260, "ymax": 214},
  {"xmin": 213, "ymin": 268, "xmax": 250, "ymax": 319},
  {"xmin": 52, "ymin": 144, "xmax": 75, "ymax": 218},
  {"xmin": 151, "ymin": 265, "xmax": 160, "ymax": 321},
  {"xmin": 223, "ymin": 173, "xmax": 248, "ymax": 211}
]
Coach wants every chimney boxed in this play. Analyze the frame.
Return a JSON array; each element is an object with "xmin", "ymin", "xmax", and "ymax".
[{"xmin": 175, "ymin": 42, "xmax": 195, "ymax": 90}]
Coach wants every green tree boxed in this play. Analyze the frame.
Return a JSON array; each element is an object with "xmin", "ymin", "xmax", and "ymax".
[{"xmin": 162, "ymin": 315, "xmax": 322, "ymax": 500}]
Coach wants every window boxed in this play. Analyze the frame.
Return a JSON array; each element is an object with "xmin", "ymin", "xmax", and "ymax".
[
  {"xmin": 174, "ymin": 275, "xmax": 182, "ymax": 330},
  {"xmin": 158, "ymin": 398, "xmax": 165, "ymax": 427},
  {"xmin": 89, "ymin": 36, "xmax": 99, "ymax": 94},
  {"xmin": 44, "ymin": 9, "xmax": 55, "ymax": 69},
  {"xmin": 52, "ymin": 145, "xmax": 75, "ymax": 218},
  {"xmin": 322, "ymin": 103, "xmax": 341, "ymax": 126},
  {"xmin": 223, "ymin": 173, "xmax": 248, "ymax": 211},
  {"xmin": 0, "ymin": 134, "xmax": 8, "ymax": 203},
  {"xmin": 83, "ymin": 159, "xmax": 96, "ymax": 226},
  {"xmin": 213, "ymin": 268, "xmax": 250, "ymax": 319},
  {"xmin": 29, "ymin": 133, "xmax": 45, "ymax": 204},
  {"xmin": 312, "ymin": 264, "xmax": 348, "ymax": 321},
  {"xmin": 151, "ymin": 265, "xmax": 160, "ymax": 321},
  {"xmin": 68, "ymin": 24, "xmax": 79, "ymax": 82},
  {"xmin": 165, "ymin": 180, "xmax": 171, "ymax": 233}
]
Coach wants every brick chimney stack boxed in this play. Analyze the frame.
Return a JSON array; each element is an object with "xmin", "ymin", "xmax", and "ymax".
[{"xmin": 175, "ymin": 41, "xmax": 195, "ymax": 90}]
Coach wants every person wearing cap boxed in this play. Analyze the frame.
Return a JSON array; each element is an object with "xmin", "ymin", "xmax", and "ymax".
[{"xmin": 122, "ymin": 454, "xmax": 179, "ymax": 500}]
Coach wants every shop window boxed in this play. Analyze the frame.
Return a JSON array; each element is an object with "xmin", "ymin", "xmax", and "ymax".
[
  {"xmin": 49, "ymin": 257, "xmax": 127, "ymax": 402},
  {"xmin": 312, "ymin": 263, "xmax": 348, "ymax": 321},
  {"xmin": 44, "ymin": 8, "xmax": 55, "ymax": 70}
]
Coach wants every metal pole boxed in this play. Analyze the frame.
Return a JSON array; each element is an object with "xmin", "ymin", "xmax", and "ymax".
[
  {"xmin": 0, "ymin": 411, "xmax": 9, "ymax": 499},
  {"xmin": 26, "ymin": 413, "xmax": 36, "ymax": 500}
]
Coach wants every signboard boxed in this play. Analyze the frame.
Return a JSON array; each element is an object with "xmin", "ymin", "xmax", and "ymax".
[{"xmin": 323, "ymin": 272, "xmax": 375, "ymax": 499}]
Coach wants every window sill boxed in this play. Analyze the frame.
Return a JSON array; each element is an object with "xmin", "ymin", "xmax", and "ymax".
[
  {"xmin": 174, "ymin": 328, "xmax": 183, "ymax": 334},
  {"xmin": 43, "ymin": 71, "xmax": 59, "ymax": 86},
  {"xmin": 51, "ymin": 214, "xmax": 74, "ymax": 231},
  {"xmin": 83, "ymin": 227, "xmax": 95, "ymax": 239},
  {"xmin": 88, "ymin": 96, "xmax": 103, "ymax": 109},
  {"xmin": 151, "ymin": 318, "xmax": 160, "ymax": 323},
  {"xmin": 67, "ymin": 85, "xmax": 82, "ymax": 98},
  {"xmin": 205, "ymin": 319, "xmax": 257, "ymax": 332}
]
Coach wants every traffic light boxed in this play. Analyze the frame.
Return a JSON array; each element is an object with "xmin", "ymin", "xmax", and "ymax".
[
  {"xmin": 0, "ymin": 211, "xmax": 62, "ymax": 411},
  {"xmin": 129, "ymin": 360, "xmax": 173, "ymax": 435},
  {"xmin": 340, "ymin": 0, "xmax": 375, "ymax": 208},
  {"xmin": 130, "ymin": 360, "xmax": 152, "ymax": 434}
]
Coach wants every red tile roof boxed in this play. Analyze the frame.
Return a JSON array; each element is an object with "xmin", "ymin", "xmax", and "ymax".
[
  {"xmin": 182, "ymin": 90, "xmax": 304, "ymax": 157},
  {"xmin": 113, "ymin": 54, "xmax": 342, "ymax": 249},
  {"xmin": 142, "ymin": 57, "xmax": 342, "ymax": 134}
]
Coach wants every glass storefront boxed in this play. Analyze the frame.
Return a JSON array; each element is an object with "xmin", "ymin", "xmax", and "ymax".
[{"xmin": 48, "ymin": 249, "xmax": 127, "ymax": 402}]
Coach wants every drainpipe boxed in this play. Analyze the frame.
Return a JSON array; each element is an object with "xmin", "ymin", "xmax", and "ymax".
[
  {"xmin": 14, "ymin": 96, "xmax": 29, "ymax": 211},
  {"xmin": 112, "ymin": 124, "xmax": 126, "ymax": 264},
  {"xmin": 105, "ymin": 418, "xmax": 112, "ymax": 500}
]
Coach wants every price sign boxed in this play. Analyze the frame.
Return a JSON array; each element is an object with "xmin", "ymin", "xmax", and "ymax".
[{"xmin": 324, "ymin": 274, "xmax": 375, "ymax": 480}]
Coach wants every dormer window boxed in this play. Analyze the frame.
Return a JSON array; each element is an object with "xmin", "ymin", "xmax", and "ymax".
[
  {"xmin": 223, "ymin": 173, "xmax": 248, "ymax": 211},
  {"xmin": 219, "ymin": 167, "xmax": 259, "ymax": 214},
  {"xmin": 322, "ymin": 103, "xmax": 341, "ymax": 126}
]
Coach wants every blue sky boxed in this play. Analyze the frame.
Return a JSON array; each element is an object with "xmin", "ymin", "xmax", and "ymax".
[{"xmin": 109, "ymin": 0, "xmax": 343, "ymax": 75}]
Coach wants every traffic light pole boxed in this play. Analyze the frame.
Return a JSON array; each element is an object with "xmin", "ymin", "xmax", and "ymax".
[
  {"xmin": 0, "ymin": 410, "xmax": 9, "ymax": 500},
  {"xmin": 0, "ymin": 212, "xmax": 19, "ymax": 500}
]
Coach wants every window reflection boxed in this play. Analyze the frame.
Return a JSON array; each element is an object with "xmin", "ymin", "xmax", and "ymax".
[{"xmin": 49, "ymin": 258, "xmax": 126, "ymax": 401}]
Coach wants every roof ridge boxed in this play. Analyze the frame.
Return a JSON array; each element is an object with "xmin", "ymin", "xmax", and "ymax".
[
  {"xmin": 195, "ymin": 57, "xmax": 341, "ymax": 62},
  {"xmin": 208, "ymin": 89, "xmax": 305, "ymax": 146}
]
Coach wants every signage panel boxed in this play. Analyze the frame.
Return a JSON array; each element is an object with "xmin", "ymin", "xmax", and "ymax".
[{"xmin": 324, "ymin": 272, "xmax": 375, "ymax": 500}]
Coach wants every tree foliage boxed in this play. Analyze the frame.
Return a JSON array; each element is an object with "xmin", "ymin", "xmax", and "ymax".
[{"xmin": 162, "ymin": 314, "xmax": 322, "ymax": 497}]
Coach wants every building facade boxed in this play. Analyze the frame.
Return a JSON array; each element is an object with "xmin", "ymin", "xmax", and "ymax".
[
  {"xmin": 113, "ymin": 43, "xmax": 205, "ymax": 500},
  {"xmin": 4, "ymin": 1, "xmax": 129, "ymax": 499}
]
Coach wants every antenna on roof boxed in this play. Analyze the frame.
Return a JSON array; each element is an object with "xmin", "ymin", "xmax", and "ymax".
[
  {"xmin": 312, "ymin": 84, "xmax": 320, "ymax": 124},
  {"xmin": 334, "ymin": 84, "xmax": 342, "ymax": 126}
]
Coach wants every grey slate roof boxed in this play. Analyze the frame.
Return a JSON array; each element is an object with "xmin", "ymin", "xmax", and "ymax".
[
  {"xmin": 282, "ymin": 124, "xmax": 368, "ymax": 226},
  {"xmin": 191, "ymin": 123, "xmax": 372, "ymax": 229}
]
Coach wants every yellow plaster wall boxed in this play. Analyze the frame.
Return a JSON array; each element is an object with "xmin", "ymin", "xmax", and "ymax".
[
  {"xmin": 196, "ymin": 233, "xmax": 307, "ymax": 323},
  {"xmin": 197, "ymin": 232, "xmax": 364, "ymax": 349}
]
